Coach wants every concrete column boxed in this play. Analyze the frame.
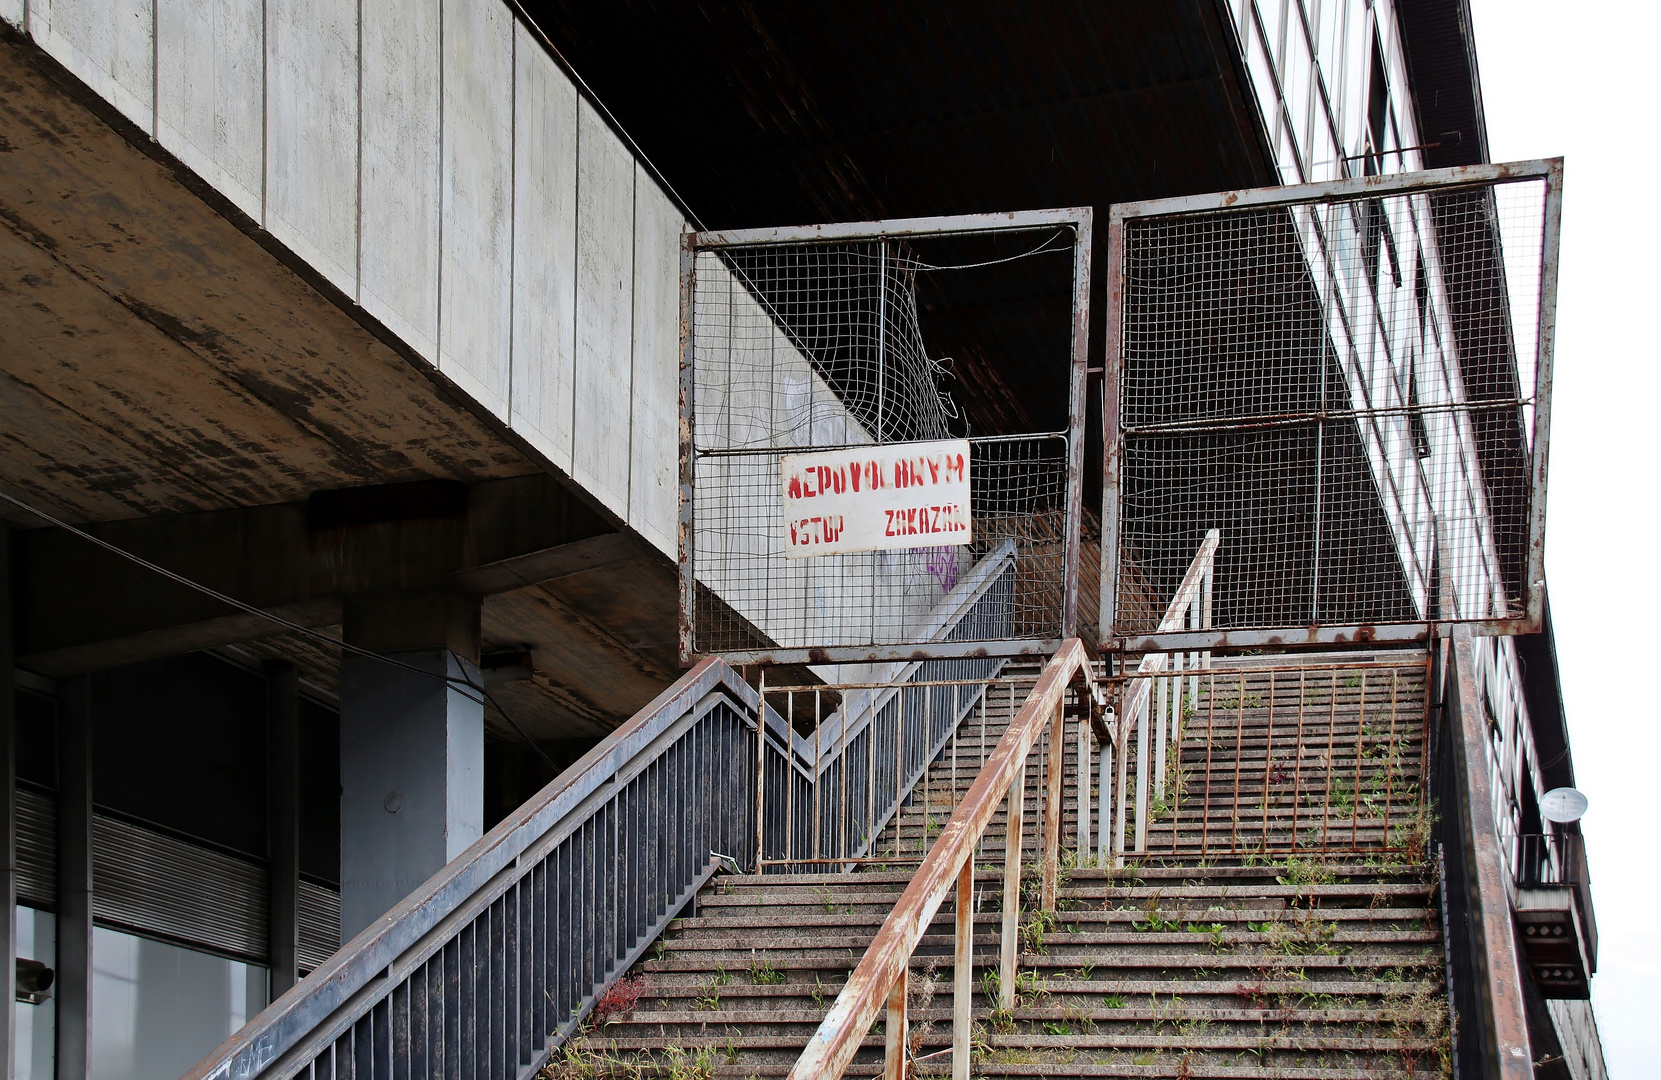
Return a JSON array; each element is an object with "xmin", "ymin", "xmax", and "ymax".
[
  {"xmin": 0, "ymin": 526, "xmax": 15, "ymax": 1080},
  {"xmin": 55, "ymin": 675, "xmax": 91, "ymax": 1080},
  {"xmin": 265, "ymin": 660, "xmax": 300, "ymax": 997},
  {"xmin": 338, "ymin": 592, "xmax": 483, "ymax": 941}
]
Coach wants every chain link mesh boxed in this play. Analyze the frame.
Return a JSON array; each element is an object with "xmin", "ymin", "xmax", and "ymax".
[
  {"xmin": 688, "ymin": 228, "xmax": 1081, "ymax": 658},
  {"xmin": 1110, "ymin": 175, "xmax": 1550, "ymax": 637}
]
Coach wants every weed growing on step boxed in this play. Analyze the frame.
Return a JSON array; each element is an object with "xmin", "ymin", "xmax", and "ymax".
[
  {"xmin": 649, "ymin": 938, "xmax": 669, "ymax": 963},
  {"xmin": 1042, "ymin": 1021, "xmax": 1074, "ymax": 1036},
  {"xmin": 1021, "ymin": 909, "xmax": 1057, "ymax": 953},
  {"xmin": 746, "ymin": 955, "xmax": 785, "ymax": 985},
  {"xmin": 691, "ymin": 992, "xmax": 720, "ymax": 1011},
  {"xmin": 1012, "ymin": 968, "xmax": 1051, "ymax": 1006},
  {"xmin": 1274, "ymin": 856, "xmax": 1335, "ymax": 891},
  {"xmin": 1103, "ymin": 993, "xmax": 1126, "ymax": 1009},
  {"xmin": 708, "ymin": 964, "xmax": 732, "ymax": 987},
  {"xmin": 662, "ymin": 1044, "xmax": 716, "ymax": 1080},
  {"xmin": 810, "ymin": 974, "xmax": 828, "ymax": 1009}
]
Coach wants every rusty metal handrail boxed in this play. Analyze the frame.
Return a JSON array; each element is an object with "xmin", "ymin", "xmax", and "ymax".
[
  {"xmin": 787, "ymin": 531, "xmax": 1223, "ymax": 1080},
  {"xmin": 787, "ymin": 638, "xmax": 1090, "ymax": 1080}
]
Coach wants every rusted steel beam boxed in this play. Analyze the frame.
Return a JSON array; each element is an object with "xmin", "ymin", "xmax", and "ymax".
[
  {"xmin": 690, "ymin": 207, "xmax": 1091, "ymax": 249},
  {"xmin": 788, "ymin": 640, "xmax": 1088, "ymax": 1080},
  {"xmin": 1450, "ymin": 628, "xmax": 1534, "ymax": 1077},
  {"xmin": 1108, "ymin": 159, "xmax": 1561, "ymax": 220}
]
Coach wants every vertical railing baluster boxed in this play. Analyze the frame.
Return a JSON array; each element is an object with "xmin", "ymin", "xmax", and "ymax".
[
  {"xmin": 1293, "ymin": 670, "xmax": 1306, "ymax": 848},
  {"xmin": 1097, "ymin": 712, "xmax": 1113, "ymax": 867},
  {"xmin": 883, "ymin": 967, "xmax": 908, "ymax": 1080},
  {"xmin": 1076, "ymin": 697, "xmax": 1091, "ymax": 865},
  {"xmin": 1262, "ymin": 671, "xmax": 1275, "ymax": 848},
  {"xmin": 1384, "ymin": 669, "xmax": 1399, "ymax": 847},
  {"xmin": 1134, "ymin": 677, "xmax": 1150, "ymax": 854},
  {"xmin": 1322, "ymin": 670, "xmax": 1337, "ymax": 857},
  {"xmin": 952, "ymin": 861, "xmax": 973, "ymax": 1080},
  {"xmin": 1352, "ymin": 670, "xmax": 1368, "ymax": 849},
  {"xmin": 1155, "ymin": 668, "xmax": 1168, "ymax": 800},
  {"xmin": 1201, "ymin": 672, "xmax": 1215, "ymax": 859},
  {"xmin": 999, "ymin": 761, "xmax": 1024, "ymax": 1011},
  {"xmin": 756, "ymin": 670, "xmax": 767, "ymax": 871},
  {"xmin": 1114, "ymin": 687, "xmax": 1130, "ymax": 867},
  {"xmin": 1041, "ymin": 703, "xmax": 1063, "ymax": 911},
  {"xmin": 1230, "ymin": 673, "xmax": 1244, "ymax": 854}
]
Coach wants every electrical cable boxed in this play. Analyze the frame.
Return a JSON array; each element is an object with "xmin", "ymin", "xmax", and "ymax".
[{"xmin": 0, "ymin": 488, "xmax": 561, "ymax": 772}]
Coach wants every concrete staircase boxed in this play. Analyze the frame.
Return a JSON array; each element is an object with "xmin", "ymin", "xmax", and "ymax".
[{"xmin": 549, "ymin": 653, "xmax": 1449, "ymax": 1079}]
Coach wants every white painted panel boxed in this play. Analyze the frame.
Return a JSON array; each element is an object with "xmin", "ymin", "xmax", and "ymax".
[
  {"xmin": 572, "ymin": 99, "xmax": 636, "ymax": 518},
  {"xmin": 359, "ymin": 0, "xmax": 441, "ymax": 361},
  {"xmin": 439, "ymin": 0, "xmax": 514, "ymax": 419},
  {"xmin": 155, "ymin": 0, "xmax": 264, "ymax": 221},
  {"xmin": 266, "ymin": 0, "xmax": 358, "ymax": 294},
  {"xmin": 36, "ymin": 0, "xmax": 154, "ymax": 131},
  {"xmin": 509, "ymin": 31, "xmax": 579, "ymax": 474},
  {"xmin": 0, "ymin": 0, "xmax": 23, "ymax": 31},
  {"xmin": 628, "ymin": 175, "xmax": 681, "ymax": 556}
]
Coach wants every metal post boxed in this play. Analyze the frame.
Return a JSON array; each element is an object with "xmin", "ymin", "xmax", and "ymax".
[
  {"xmin": 1154, "ymin": 667, "xmax": 1168, "ymax": 800},
  {"xmin": 265, "ymin": 660, "xmax": 301, "ymax": 997},
  {"xmin": 883, "ymin": 965, "xmax": 907, "ymax": 1080},
  {"xmin": 1113, "ymin": 696, "xmax": 1130, "ymax": 868},
  {"xmin": 894, "ymin": 688, "xmax": 904, "ymax": 853},
  {"xmin": 1041, "ymin": 704, "xmax": 1063, "ymax": 911},
  {"xmin": 0, "ymin": 526, "xmax": 14, "ymax": 1080},
  {"xmin": 1133, "ymin": 687, "xmax": 1150, "ymax": 854},
  {"xmin": 57, "ymin": 674, "xmax": 92, "ymax": 1080},
  {"xmin": 952, "ymin": 861, "xmax": 973, "ymax": 1080},
  {"xmin": 755, "ymin": 669, "xmax": 766, "ymax": 871},
  {"xmin": 1096, "ymin": 716, "xmax": 1113, "ymax": 868},
  {"xmin": 998, "ymin": 762, "xmax": 1024, "ymax": 1011},
  {"xmin": 1075, "ymin": 702, "xmax": 1090, "ymax": 865},
  {"xmin": 876, "ymin": 240, "xmax": 888, "ymax": 443}
]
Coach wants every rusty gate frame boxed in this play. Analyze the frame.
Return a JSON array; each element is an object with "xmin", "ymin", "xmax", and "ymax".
[
  {"xmin": 1099, "ymin": 159, "xmax": 1563, "ymax": 654},
  {"xmin": 679, "ymin": 208, "xmax": 1093, "ymax": 666}
]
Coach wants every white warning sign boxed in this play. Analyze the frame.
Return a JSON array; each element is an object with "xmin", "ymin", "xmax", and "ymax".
[{"xmin": 781, "ymin": 440, "xmax": 972, "ymax": 558}]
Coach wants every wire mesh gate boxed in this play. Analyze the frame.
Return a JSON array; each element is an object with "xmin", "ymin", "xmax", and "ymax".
[
  {"xmin": 680, "ymin": 209, "xmax": 1092, "ymax": 665},
  {"xmin": 1101, "ymin": 160, "xmax": 1563, "ymax": 652}
]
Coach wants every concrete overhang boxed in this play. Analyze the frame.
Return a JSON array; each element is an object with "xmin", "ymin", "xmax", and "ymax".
[{"xmin": 0, "ymin": 32, "xmax": 687, "ymax": 740}]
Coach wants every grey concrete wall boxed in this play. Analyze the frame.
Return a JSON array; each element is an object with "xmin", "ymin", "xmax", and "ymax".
[{"xmin": 6, "ymin": 0, "xmax": 686, "ymax": 558}]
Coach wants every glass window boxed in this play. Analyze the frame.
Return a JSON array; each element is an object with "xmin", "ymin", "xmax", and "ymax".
[
  {"xmin": 91, "ymin": 927, "xmax": 269, "ymax": 1080},
  {"xmin": 14, "ymin": 907, "xmax": 54, "ymax": 1080}
]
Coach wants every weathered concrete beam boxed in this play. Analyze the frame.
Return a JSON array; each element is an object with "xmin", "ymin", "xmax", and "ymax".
[{"xmin": 13, "ymin": 474, "xmax": 620, "ymax": 675}]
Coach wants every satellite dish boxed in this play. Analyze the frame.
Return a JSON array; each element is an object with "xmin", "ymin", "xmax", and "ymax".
[{"xmin": 1540, "ymin": 788, "xmax": 1588, "ymax": 824}]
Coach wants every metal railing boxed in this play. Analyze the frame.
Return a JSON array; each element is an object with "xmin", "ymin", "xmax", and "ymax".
[
  {"xmin": 1110, "ymin": 657, "xmax": 1431, "ymax": 858},
  {"xmin": 186, "ymin": 549, "xmax": 1015, "ymax": 1080},
  {"xmin": 786, "ymin": 639, "xmax": 1090, "ymax": 1080},
  {"xmin": 787, "ymin": 534, "xmax": 1221, "ymax": 1080},
  {"xmin": 753, "ymin": 544, "xmax": 1014, "ymax": 871},
  {"xmin": 186, "ymin": 662, "xmax": 763, "ymax": 1080},
  {"xmin": 1094, "ymin": 528, "xmax": 1217, "ymax": 865}
]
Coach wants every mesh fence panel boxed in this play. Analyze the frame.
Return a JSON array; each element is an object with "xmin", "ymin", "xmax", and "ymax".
[
  {"xmin": 687, "ymin": 222, "xmax": 1085, "ymax": 659},
  {"xmin": 1108, "ymin": 171, "xmax": 1553, "ymax": 640}
]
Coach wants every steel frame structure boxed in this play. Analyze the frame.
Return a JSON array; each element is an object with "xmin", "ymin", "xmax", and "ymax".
[
  {"xmin": 1099, "ymin": 160, "xmax": 1563, "ymax": 654},
  {"xmin": 679, "ymin": 208, "xmax": 1093, "ymax": 666}
]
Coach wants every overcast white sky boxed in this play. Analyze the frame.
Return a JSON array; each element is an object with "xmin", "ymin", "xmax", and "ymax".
[{"xmin": 1465, "ymin": 1, "xmax": 1660, "ymax": 1074}]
